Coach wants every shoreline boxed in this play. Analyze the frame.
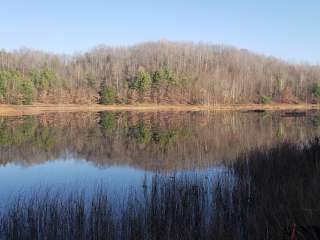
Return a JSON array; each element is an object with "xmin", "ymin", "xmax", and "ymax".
[{"xmin": 0, "ymin": 103, "xmax": 320, "ymax": 116}]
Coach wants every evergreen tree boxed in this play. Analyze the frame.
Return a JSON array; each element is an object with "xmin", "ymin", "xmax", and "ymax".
[
  {"xmin": 132, "ymin": 70, "xmax": 151, "ymax": 94},
  {"xmin": 312, "ymin": 83, "xmax": 320, "ymax": 102},
  {"xmin": 20, "ymin": 79, "xmax": 34, "ymax": 105},
  {"xmin": 99, "ymin": 83, "xmax": 116, "ymax": 104}
]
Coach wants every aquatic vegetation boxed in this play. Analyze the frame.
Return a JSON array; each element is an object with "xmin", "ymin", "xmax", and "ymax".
[{"xmin": 1, "ymin": 139, "xmax": 320, "ymax": 239}]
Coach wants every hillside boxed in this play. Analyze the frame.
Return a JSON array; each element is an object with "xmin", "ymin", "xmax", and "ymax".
[{"xmin": 1, "ymin": 41, "xmax": 320, "ymax": 105}]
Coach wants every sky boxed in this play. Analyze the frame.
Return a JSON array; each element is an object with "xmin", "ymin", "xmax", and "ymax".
[{"xmin": 0, "ymin": 0, "xmax": 319, "ymax": 63}]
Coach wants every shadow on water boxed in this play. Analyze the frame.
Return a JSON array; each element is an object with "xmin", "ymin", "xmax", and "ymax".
[{"xmin": 1, "ymin": 139, "xmax": 320, "ymax": 239}]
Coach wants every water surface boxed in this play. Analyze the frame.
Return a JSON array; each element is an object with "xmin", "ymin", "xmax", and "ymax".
[{"xmin": 0, "ymin": 110, "xmax": 319, "ymax": 206}]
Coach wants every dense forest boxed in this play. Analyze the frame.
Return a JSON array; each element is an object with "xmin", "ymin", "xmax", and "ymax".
[{"xmin": 1, "ymin": 41, "xmax": 320, "ymax": 105}]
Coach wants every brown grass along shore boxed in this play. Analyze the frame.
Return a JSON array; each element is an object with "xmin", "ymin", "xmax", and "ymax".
[{"xmin": 0, "ymin": 103, "xmax": 320, "ymax": 116}]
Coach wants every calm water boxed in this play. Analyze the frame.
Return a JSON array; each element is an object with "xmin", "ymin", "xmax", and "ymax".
[{"xmin": 0, "ymin": 110, "xmax": 319, "ymax": 207}]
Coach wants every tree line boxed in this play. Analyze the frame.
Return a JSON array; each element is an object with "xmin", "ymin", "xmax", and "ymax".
[{"xmin": 1, "ymin": 40, "xmax": 320, "ymax": 105}]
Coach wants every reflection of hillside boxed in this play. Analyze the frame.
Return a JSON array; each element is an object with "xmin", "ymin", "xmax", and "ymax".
[{"xmin": 0, "ymin": 111, "xmax": 319, "ymax": 171}]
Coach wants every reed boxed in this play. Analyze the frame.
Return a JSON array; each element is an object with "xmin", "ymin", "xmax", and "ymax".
[{"xmin": 1, "ymin": 139, "xmax": 320, "ymax": 239}]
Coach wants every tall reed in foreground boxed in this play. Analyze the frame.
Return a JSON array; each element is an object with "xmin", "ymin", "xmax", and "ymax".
[{"xmin": 1, "ymin": 139, "xmax": 320, "ymax": 239}]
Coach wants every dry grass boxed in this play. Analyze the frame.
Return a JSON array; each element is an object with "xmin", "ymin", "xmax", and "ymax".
[{"xmin": 0, "ymin": 103, "xmax": 320, "ymax": 116}]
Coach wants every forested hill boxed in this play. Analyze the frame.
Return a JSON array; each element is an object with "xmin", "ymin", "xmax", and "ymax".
[{"xmin": 0, "ymin": 41, "xmax": 320, "ymax": 105}]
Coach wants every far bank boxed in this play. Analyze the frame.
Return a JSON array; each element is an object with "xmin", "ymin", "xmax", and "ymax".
[{"xmin": 1, "ymin": 103, "xmax": 320, "ymax": 116}]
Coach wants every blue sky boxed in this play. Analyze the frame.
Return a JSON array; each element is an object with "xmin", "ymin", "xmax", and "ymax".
[{"xmin": 0, "ymin": 0, "xmax": 319, "ymax": 63}]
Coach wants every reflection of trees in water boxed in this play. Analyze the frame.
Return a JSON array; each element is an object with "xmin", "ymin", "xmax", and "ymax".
[
  {"xmin": 312, "ymin": 114, "xmax": 320, "ymax": 127},
  {"xmin": 0, "ymin": 111, "xmax": 320, "ymax": 170},
  {"xmin": 0, "ymin": 116, "xmax": 36, "ymax": 147},
  {"xmin": 1, "ymin": 141, "xmax": 320, "ymax": 239}
]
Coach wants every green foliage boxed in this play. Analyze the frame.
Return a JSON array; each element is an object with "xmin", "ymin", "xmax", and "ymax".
[
  {"xmin": 14, "ymin": 116, "xmax": 36, "ymax": 144},
  {"xmin": 0, "ymin": 117, "xmax": 58, "ymax": 152},
  {"xmin": 0, "ymin": 70, "xmax": 17, "ymax": 103},
  {"xmin": 29, "ymin": 70, "xmax": 42, "ymax": 90},
  {"xmin": 276, "ymin": 127, "xmax": 285, "ymax": 140},
  {"xmin": 1, "ymin": 43, "xmax": 320, "ymax": 105},
  {"xmin": 151, "ymin": 69, "xmax": 176, "ymax": 87},
  {"xmin": 36, "ymin": 128, "xmax": 57, "ymax": 151},
  {"xmin": 312, "ymin": 114, "xmax": 320, "ymax": 127},
  {"xmin": 276, "ymin": 78, "xmax": 284, "ymax": 92},
  {"xmin": 261, "ymin": 111, "xmax": 271, "ymax": 120},
  {"xmin": 0, "ymin": 120, "xmax": 11, "ymax": 146},
  {"xmin": 178, "ymin": 75, "xmax": 193, "ymax": 88},
  {"xmin": 162, "ymin": 69, "xmax": 176, "ymax": 85},
  {"xmin": 312, "ymin": 83, "xmax": 320, "ymax": 102},
  {"xmin": 0, "ymin": 77, "xmax": 5, "ymax": 100},
  {"xmin": 152, "ymin": 130, "xmax": 177, "ymax": 151},
  {"xmin": 99, "ymin": 84, "xmax": 116, "ymax": 104},
  {"xmin": 0, "ymin": 70, "xmax": 20, "ymax": 85},
  {"xmin": 0, "ymin": 116, "xmax": 56, "ymax": 151},
  {"xmin": 0, "ymin": 116, "xmax": 36, "ymax": 146},
  {"xmin": 40, "ymin": 68, "xmax": 57, "ymax": 89},
  {"xmin": 0, "ymin": 70, "xmax": 35, "ymax": 104},
  {"xmin": 86, "ymin": 73, "xmax": 97, "ymax": 89},
  {"xmin": 274, "ymin": 73, "xmax": 284, "ymax": 95},
  {"xmin": 29, "ymin": 67, "xmax": 57, "ymax": 92},
  {"xmin": 152, "ymin": 70, "xmax": 162, "ymax": 87},
  {"xmin": 260, "ymin": 95, "xmax": 272, "ymax": 104},
  {"xmin": 132, "ymin": 70, "xmax": 151, "ymax": 94},
  {"xmin": 127, "ymin": 121, "xmax": 180, "ymax": 150},
  {"xmin": 20, "ymin": 79, "xmax": 34, "ymax": 105},
  {"xmin": 99, "ymin": 112, "xmax": 117, "ymax": 134},
  {"xmin": 130, "ymin": 122, "xmax": 152, "ymax": 145}
]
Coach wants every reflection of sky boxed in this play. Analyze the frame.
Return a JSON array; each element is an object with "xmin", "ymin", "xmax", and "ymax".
[
  {"xmin": 0, "ymin": 158, "xmax": 228, "ymax": 209},
  {"xmin": 0, "ymin": 158, "xmax": 152, "ymax": 208}
]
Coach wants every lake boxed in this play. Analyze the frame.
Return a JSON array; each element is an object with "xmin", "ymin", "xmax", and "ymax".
[
  {"xmin": 0, "ymin": 110, "xmax": 318, "ymax": 202},
  {"xmin": 0, "ymin": 110, "xmax": 320, "ymax": 239}
]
